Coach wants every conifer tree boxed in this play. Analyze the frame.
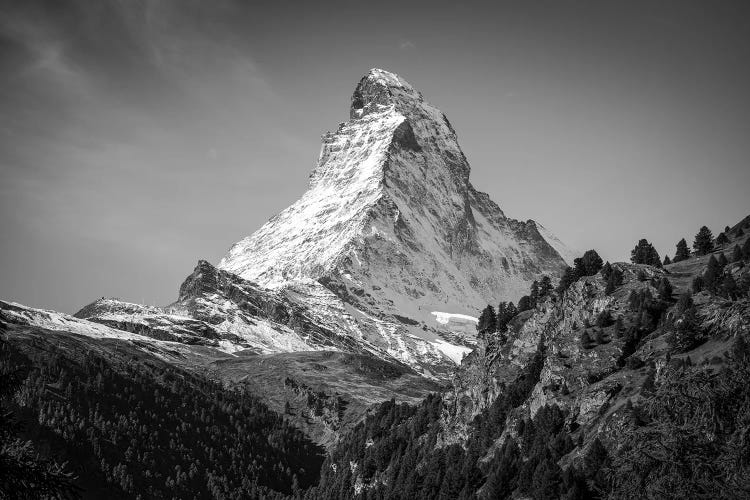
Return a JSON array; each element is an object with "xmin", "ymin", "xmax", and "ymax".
[
  {"xmin": 579, "ymin": 250, "xmax": 604, "ymax": 275},
  {"xmin": 703, "ymin": 255, "xmax": 721, "ymax": 293},
  {"xmin": 497, "ymin": 302, "xmax": 518, "ymax": 333},
  {"xmin": 538, "ymin": 276, "xmax": 553, "ymax": 299},
  {"xmin": 529, "ymin": 281, "xmax": 540, "ymax": 306},
  {"xmin": 675, "ymin": 292, "xmax": 694, "ymax": 316},
  {"xmin": 692, "ymin": 275, "xmax": 704, "ymax": 294},
  {"xmin": 657, "ymin": 277, "xmax": 673, "ymax": 301},
  {"xmin": 601, "ymin": 262, "xmax": 613, "ymax": 280},
  {"xmin": 716, "ymin": 232, "xmax": 729, "ymax": 246},
  {"xmin": 743, "ymin": 239, "xmax": 750, "ymax": 260},
  {"xmin": 717, "ymin": 253, "xmax": 728, "ymax": 268},
  {"xmin": 631, "ymin": 239, "xmax": 662, "ymax": 267},
  {"xmin": 693, "ymin": 226, "xmax": 714, "ymax": 255},
  {"xmin": 556, "ymin": 267, "xmax": 579, "ymax": 296},
  {"xmin": 477, "ymin": 305, "xmax": 497, "ymax": 335},
  {"xmin": 663, "ymin": 255, "xmax": 671, "ymax": 266},
  {"xmin": 666, "ymin": 301, "xmax": 698, "ymax": 351},
  {"xmin": 674, "ymin": 238, "xmax": 690, "ymax": 262},
  {"xmin": 517, "ymin": 296, "xmax": 533, "ymax": 313}
]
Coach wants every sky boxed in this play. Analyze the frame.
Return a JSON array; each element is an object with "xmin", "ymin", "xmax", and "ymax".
[{"xmin": 1, "ymin": 0, "xmax": 749, "ymax": 313}]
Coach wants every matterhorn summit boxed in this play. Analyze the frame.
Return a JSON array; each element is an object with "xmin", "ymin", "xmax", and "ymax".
[
  {"xmin": 4, "ymin": 69, "xmax": 573, "ymax": 380},
  {"xmin": 218, "ymin": 68, "xmax": 571, "ymax": 370}
]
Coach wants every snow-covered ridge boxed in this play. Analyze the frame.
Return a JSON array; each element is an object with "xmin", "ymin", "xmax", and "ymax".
[
  {"xmin": 216, "ymin": 68, "xmax": 572, "ymax": 372},
  {"xmin": 1, "ymin": 69, "xmax": 574, "ymax": 380}
]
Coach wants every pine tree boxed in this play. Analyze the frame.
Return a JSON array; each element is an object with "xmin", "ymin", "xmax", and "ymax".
[
  {"xmin": 518, "ymin": 296, "xmax": 533, "ymax": 313},
  {"xmin": 667, "ymin": 303, "xmax": 698, "ymax": 351},
  {"xmin": 497, "ymin": 302, "xmax": 518, "ymax": 333},
  {"xmin": 663, "ymin": 255, "xmax": 671, "ymax": 266},
  {"xmin": 675, "ymin": 292, "xmax": 694, "ymax": 316},
  {"xmin": 583, "ymin": 438, "xmax": 609, "ymax": 480},
  {"xmin": 658, "ymin": 277, "xmax": 673, "ymax": 301},
  {"xmin": 692, "ymin": 275, "xmax": 704, "ymax": 294},
  {"xmin": 732, "ymin": 245, "xmax": 743, "ymax": 263},
  {"xmin": 477, "ymin": 305, "xmax": 497, "ymax": 335},
  {"xmin": 601, "ymin": 262, "xmax": 613, "ymax": 280},
  {"xmin": 557, "ymin": 267, "xmax": 579, "ymax": 296},
  {"xmin": 674, "ymin": 238, "xmax": 690, "ymax": 262},
  {"xmin": 631, "ymin": 239, "xmax": 662, "ymax": 267},
  {"xmin": 716, "ymin": 232, "xmax": 729, "ymax": 246},
  {"xmin": 703, "ymin": 255, "xmax": 722, "ymax": 293},
  {"xmin": 578, "ymin": 250, "xmax": 604, "ymax": 276},
  {"xmin": 737, "ymin": 227, "xmax": 745, "ymax": 237},
  {"xmin": 743, "ymin": 239, "xmax": 750, "ymax": 260},
  {"xmin": 717, "ymin": 252, "xmax": 728, "ymax": 268},
  {"xmin": 529, "ymin": 280, "xmax": 540, "ymax": 306},
  {"xmin": 538, "ymin": 276, "xmax": 554, "ymax": 299},
  {"xmin": 693, "ymin": 226, "xmax": 714, "ymax": 255}
]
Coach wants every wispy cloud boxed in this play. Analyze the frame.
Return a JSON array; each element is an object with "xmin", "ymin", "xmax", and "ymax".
[{"xmin": 399, "ymin": 39, "xmax": 416, "ymax": 50}]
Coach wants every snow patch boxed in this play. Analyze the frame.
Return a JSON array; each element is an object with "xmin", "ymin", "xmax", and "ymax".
[
  {"xmin": 431, "ymin": 311, "xmax": 478, "ymax": 325},
  {"xmin": 430, "ymin": 338, "xmax": 471, "ymax": 365}
]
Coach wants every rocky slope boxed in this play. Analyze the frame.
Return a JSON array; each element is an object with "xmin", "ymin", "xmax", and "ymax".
[
  {"xmin": 309, "ymin": 219, "xmax": 750, "ymax": 499},
  {"xmin": 219, "ymin": 68, "xmax": 571, "ymax": 368}
]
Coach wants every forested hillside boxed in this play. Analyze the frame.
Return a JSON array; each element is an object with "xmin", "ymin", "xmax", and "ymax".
[{"xmin": 0, "ymin": 330, "xmax": 324, "ymax": 499}]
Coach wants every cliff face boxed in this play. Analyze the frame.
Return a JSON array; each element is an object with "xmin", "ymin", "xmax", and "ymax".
[
  {"xmin": 442, "ymin": 263, "xmax": 654, "ymax": 446},
  {"xmin": 441, "ymin": 247, "xmax": 750, "ymax": 468}
]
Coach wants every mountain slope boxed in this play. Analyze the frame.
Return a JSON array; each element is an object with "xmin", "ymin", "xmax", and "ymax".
[
  {"xmin": 61, "ymin": 68, "xmax": 572, "ymax": 376},
  {"xmin": 307, "ymin": 219, "xmax": 750, "ymax": 499},
  {"xmin": 220, "ymin": 68, "xmax": 570, "ymax": 341}
]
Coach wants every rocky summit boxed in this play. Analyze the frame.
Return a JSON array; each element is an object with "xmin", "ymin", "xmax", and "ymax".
[
  {"xmin": 0, "ymin": 69, "xmax": 574, "ymax": 377},
  {"xmin": 219, "ymin": 68, "xmax": 572, "ymax": 370}
]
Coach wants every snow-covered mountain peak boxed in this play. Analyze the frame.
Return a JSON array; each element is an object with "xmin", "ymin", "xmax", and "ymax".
[
  {"xmin": 218, "ymin": 69, "xmax": 573, "ymax": 372},
  {"xmin": 350, "ymin": 68, "xmax": 421, "ymax": 119}
]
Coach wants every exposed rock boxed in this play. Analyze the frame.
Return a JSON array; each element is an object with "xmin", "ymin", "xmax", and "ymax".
[{"xmin": 219, "ymin": 68, "xmax": 571, "ymax": 370}]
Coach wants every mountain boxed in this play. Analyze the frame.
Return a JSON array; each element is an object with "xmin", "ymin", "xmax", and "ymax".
[
  {"xmin": 7, "ymin": 68, "xmax": 570, "ymax": 379},
  {"xmin": 3, "ymin": 214, "xmax": 748, "ymax": 498},
  {"xmin": 219, "ymin": 68, "xmax": 571, "ymax": 370},
  {"xmin": 307, "ymin": 220, "xmax": 750, "ymax": 499}
]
